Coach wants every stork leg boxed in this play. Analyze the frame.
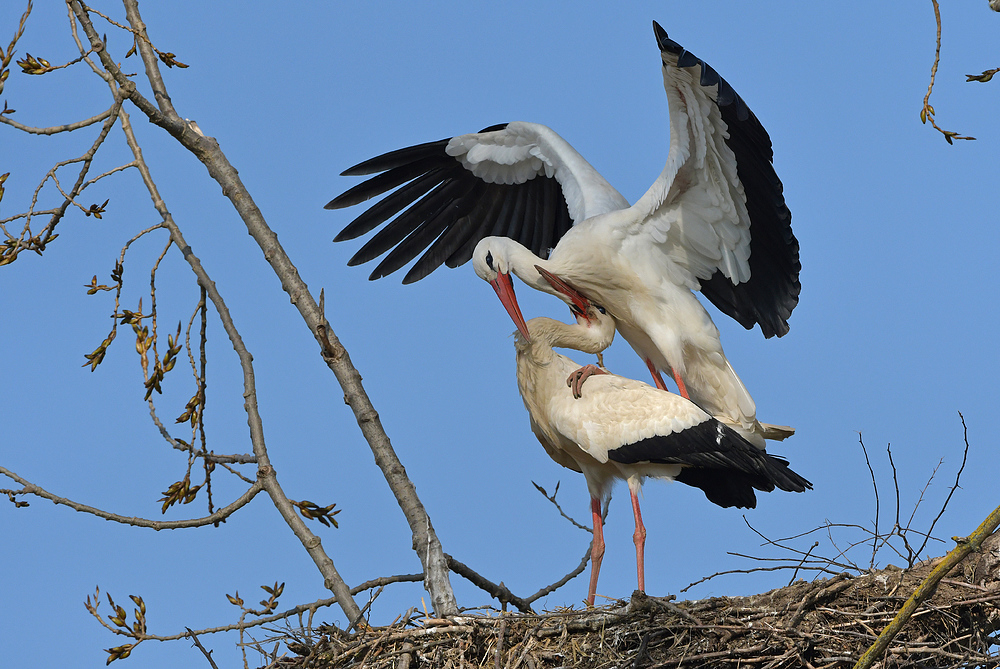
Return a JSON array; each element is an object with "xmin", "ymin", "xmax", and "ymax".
[
  {"xmin": 587, "ymin": 497, "xmax": 605, "ymax": 607},
  {"xmin": 671, "ymin": 369, "xmax": 690, "ymax": 400},
  {"xmin": 645, "ymin": 359, "xmax": 669, "ymax": 392},
  {"xmin": 629, "ymin": 483, "xmax": 647, "ymax": 593},
  {"xmin": 567, "ymin": 364, "xmax": 609, "ymax": 399},
  {"xmin": 645, "ymin": 358, "xmax": 691, "ymax": 400}
]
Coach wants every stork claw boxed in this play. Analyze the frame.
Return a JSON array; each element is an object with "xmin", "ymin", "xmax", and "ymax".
[{"xmin": 567, "ymin": 364, "xmax": 609, "ymax": 399}]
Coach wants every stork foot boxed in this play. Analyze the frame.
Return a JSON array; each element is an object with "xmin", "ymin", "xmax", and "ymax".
[{"xmin": 567, "ymin": 364, "xmax": 608, "ymax": 399}]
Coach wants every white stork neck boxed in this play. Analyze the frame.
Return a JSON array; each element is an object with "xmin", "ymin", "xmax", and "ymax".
[
  {"xmin": 516, "ymin": 316, "xmax": 614, "ymax": 362},
  {"xmin": 492, "ymin": 239, "xmax": 560, "ymax": 297}
]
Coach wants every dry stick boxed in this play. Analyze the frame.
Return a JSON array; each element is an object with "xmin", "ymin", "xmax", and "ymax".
[
  {"xmin": 445, "ymin": 554, "xmax": 533, "ymax": 613},
  {"xmin": 852, "ymin": 505, "xmax": 1000, "ymax": 669},
  {"xmin": 788, "ymin": 541, "xmax": 821, "ymax": 586},
  {"xmin": 69, "ymin": 0, "xmax": 455, "ymax": 617},
  {"xmin": 495, "ymin": 618, "xmax": 507, "ymax": 669},
  {"xmin": 525, "ymin": 543, "xmax": 592, "ymax": 604},
  {"xmin": 885, "ymin": 443, "xmax": 916, "ymax": 566},
  {"xmin": 533, "ymin": 481, "xmax": 591, "ymax": 533}
]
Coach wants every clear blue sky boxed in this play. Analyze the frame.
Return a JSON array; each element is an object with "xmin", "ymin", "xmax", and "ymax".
[{"xmin": 3, "ymin": 2, "xmax": 997, "ymax": 667}]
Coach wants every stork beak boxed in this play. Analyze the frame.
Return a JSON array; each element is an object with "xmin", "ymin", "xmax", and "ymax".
[
  {"xmin": 535, "ymin": 265, "xmax": 590, "ymax": 319},
  {"xmin": 490, "ymin": 271, "xmax": 531, "ymax": 341}
]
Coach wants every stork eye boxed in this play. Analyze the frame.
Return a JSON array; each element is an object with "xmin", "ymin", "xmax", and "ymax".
[
  {"xmin": 485, "ymin": 250, "xmax": 495, "ymax": 271},
  {"xmin": 596, "ymin": 306, "xmax": 606, "ymax": 315}
]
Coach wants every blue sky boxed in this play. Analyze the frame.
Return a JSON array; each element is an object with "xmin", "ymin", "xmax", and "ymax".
[{"xmin": 2, "ymin": 2, "xmax": 998, "ymax": 667}]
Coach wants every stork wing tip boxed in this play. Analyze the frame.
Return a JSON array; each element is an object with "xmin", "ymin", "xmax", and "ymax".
[{"xmin": 652, "ymin": 21, "xmax": 677, "ymax": 54}]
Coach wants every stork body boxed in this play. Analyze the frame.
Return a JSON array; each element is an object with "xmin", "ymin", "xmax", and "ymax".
[
  {"xmin": 475, "ymin": 231, "xmax": 762, "ymax": 439},
  {"xmin": 515, "ymin": 306, "xmax": 810, "ymax": 605},
  {"xmin": 327, "ymin": 23, "xmax": 799, "ymax": 439}
]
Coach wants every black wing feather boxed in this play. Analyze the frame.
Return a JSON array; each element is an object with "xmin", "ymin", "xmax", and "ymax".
[
  {"xmin": 370, "ymin": 180, "xmax": 488, "ymax": 280},
  {"xmin": 607, "ymin": 417, "xmax": 811, "ymax": 509},
  {"xmin": 338, "ymin": 139, "xmax": 450, "ymax": 177},
  {"xmin": 405, "ymin": 185, "xmax": 506, "ymax": 283},
  {"xmin": 347, "ymin": 178, "xmax": 462, "ymax": 267},
  {"xmin": 333, "ymin": 167, "xmax": 447, "ymax": 242},
  {"xmin": 329, "ymin": 123, "xmax": 574, "ymax": 282}
]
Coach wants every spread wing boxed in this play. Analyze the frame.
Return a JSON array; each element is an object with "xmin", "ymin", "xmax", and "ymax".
[
  {"xmin": 326, "ymin": 122, "xmax": 628, "ymax": 283},
  {"xmin": 630, "ymin": 22, "xmax": 800, "ymax": 337}
]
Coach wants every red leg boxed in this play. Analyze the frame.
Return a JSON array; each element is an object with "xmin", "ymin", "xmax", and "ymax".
[
  {"xmin": 672, "ymin": 369, "xmax": 690, "ymax": 400},
  {"xmin": 645, "ymin": 359, "xmax": 668, "ymax": 391},
  {"xmin": 567, "ymin": 364, "xmax": 609, "ymax": 399},
  {"xmin": 587, "ymin": 497, "xmax": 605, "ymax": 607},
  {"xmin": 629, "ymin": 486, "xmax": 646, "ymax": 593}
]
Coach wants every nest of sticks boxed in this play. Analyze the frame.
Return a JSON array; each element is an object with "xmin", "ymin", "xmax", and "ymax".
[{"xmin": 275, "ymin": 537, "xmax": 1000, "ymax": 669}]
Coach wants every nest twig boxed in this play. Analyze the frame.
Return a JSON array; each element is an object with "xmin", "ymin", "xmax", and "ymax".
[{"xmin": 274, "ymin": 532, "xmax": 1000, "ymax": 669}]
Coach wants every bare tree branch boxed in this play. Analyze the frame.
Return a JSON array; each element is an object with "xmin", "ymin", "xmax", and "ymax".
[
  {"xmin": 67, "ymin": 0, "xmax": 458, "ymax": 617},
  {"xmin": 445, "ymin": 553, "xmax": 534, "ymax": 614},
  {"xmin": 0, "ymin": 464, "xmax": 263, "ymax": 529},
  {"xmin": 60, "ymin": 0, "xmax": 366, "ymax": 624},
  {"xmin": 62, "ymin": 0, "xmax": 459, "ymax": 619},
  {"xmin": 0, "ymin": 106, "xmax": 115, "ymax": 134}
]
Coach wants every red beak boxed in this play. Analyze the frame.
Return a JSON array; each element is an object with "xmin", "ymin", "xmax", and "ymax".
[
  {"xmin": 535, "ymin": 265, "xmax": 590, "ymax": 319},
  {"xmin": 490, "ymin": 271, "xmax": 531, "ymax": 341}
]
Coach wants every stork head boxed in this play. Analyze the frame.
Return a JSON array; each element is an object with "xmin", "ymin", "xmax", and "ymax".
[
  {"xmin": 572, "ymin": 301, "xmax": 616, "ymax": 353},
  {"xmin": 536, "ymin": 265, "xmax": 616, "ymax": 352},
  {"xmin": 473, "ymin": 238, "xmax": 530, "ymax": 341}
]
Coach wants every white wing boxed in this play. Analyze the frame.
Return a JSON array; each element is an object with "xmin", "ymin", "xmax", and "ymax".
[
  {"xmin": 629, "ymin": 24, "xmax": 799, "ymax": 337},
  {"xmin": 328, "ymin": 122, "xmax": 628, "ymax": 283},
  {"xmin": 547, "ymin": 374, "xmax": 710, "ymax": 464},
  {"xmin": 447, "ymin": 122, "xmax": 628, "ymax": 223}
]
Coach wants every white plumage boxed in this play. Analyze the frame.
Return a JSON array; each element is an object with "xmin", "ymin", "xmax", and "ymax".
[
  {"xmin": 513, "ymin": 298, "xmax": 810, "ymax": 605},
  {"xmin": 327, "ymin": 23, "xmax": 799, "ymax": 443}
]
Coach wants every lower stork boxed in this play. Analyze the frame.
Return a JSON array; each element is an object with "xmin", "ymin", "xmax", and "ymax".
[{"xmin": 513, "ymin": 284, "xmax": 811, "ymax": 605}]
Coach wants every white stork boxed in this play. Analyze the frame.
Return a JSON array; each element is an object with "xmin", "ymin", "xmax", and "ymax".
[
  {"xmin": 326, "ymin": 22, "xmax": 799, "ymax": 440},
  {"xmin": 513, "ymin": 287, "xmax": 810, "ymax": 606}
]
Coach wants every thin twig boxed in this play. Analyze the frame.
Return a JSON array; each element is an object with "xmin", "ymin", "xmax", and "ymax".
[
  {"xmin": 919, "ymin": 0, "xmax": 975, "ymax": 143},
  {"xmin": 186, "ymin": 628, "xmax": 221, "ymax": 669},
  {"xmin": 0, "ymin": 106, "xmax": 115, "ymax": 134},
  {"xmin": 858, "ymin": 435, "xmax": 879, "ymax": 570},
  {"xmin": 915, "ymin": 412, "xmax": 969, "ymax": 558},
  {"xmin": 532, "ymin": 481, "xmax": 591, "ymax": 533},
  {"xmin": 525, "ymin": 542, "xmax": 592, "ymax": 604},
  {"xmin": 0, "ymin": 465, "xmax": 262, "ymax": 529}
]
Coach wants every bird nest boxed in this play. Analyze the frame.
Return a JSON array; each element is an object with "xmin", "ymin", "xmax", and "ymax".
[{"xmin": 275, "ymin": 540, "xmax": 1000, "ymax": 669}]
